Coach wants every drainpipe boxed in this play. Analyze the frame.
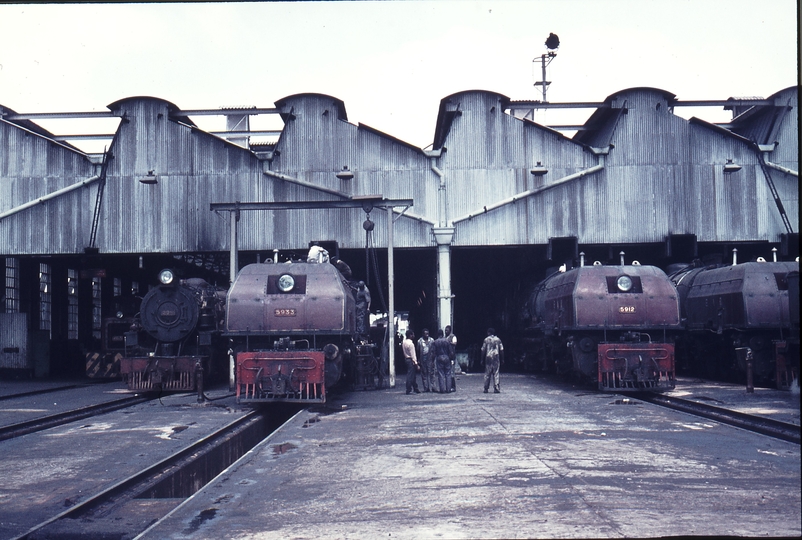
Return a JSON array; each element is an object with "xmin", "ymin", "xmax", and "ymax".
[
  {"xmin": 425, "ymin": 149, "xmax": 455, "ymax": 330},
  {"xmin": 0, "ymin": 175, "xmax": 101, "ymax": 221}
]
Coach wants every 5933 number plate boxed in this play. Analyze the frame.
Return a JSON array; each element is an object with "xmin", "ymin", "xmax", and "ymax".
[{"xmin": 274, "ymin": 308, "xmax": 296, "ymax": 317}]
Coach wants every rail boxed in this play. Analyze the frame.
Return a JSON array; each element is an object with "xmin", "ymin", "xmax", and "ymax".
[{"xmin": 0, "ymin": 395, "xmax": 150, "ymax": 442}]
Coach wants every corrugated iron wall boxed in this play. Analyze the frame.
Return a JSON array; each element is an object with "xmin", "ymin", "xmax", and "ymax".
[
  {"xmin": 0, "ymin": 87, "xmax": 797, "ymax": 257},
  {"xmin": 0, "ymin": 119, "xmax": 99, "ymax": 254}
]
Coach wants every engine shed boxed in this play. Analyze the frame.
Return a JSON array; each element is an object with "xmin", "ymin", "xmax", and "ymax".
[{"xmin": 0, "ymin": 86, "xmax": 797, "ymax": 377}]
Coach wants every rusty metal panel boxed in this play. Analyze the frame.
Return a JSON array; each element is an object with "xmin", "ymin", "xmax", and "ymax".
[{"xmin": 0, "ymin": 313, "xmax": 29, "ymax": 370}]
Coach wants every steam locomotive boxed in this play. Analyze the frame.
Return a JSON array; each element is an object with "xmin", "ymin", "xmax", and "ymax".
[
  {"xmin": 226, "ymin": 256, "xmax": 378, "ymax": 404},
  {"xmin": 670, "ymin": 259, "xmax": 799, "ymax": 388},
  {"xmin": 519, "ymin": 262, "xmax": 681, "ymax": 392},
  {"xmin": 120, "ymin": 269, "xmax": 227, "ymax": 392}
]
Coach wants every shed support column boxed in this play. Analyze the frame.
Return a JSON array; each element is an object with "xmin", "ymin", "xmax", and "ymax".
[
  {"xmin": 433, "ymin": 227, "xmax": 455, "ymax": 331},
  {"xmin": 387, "ymin": 207, "xmax": 396, "ymax": 388}
]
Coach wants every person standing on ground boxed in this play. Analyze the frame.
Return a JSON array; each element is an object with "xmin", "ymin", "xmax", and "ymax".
[
  {"xmin": 402, "ymin": 330, "xmax": 421, "ymax": 394},
  {"xmin": 445, "ymin": 325, "xmax": 457, "ymax": 391},
  {"xmin": 433, "ymin": 329, "xmax": 453, "ymax": 393},
  {"xmin": 417, "ymin": 328, "xmax": 435, "ymax": 392},
  {"xmin": 481, "ymin": 328, "xmax": 504, "ymax": 394}
]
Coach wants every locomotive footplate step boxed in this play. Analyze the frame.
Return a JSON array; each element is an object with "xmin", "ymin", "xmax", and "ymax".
[{"xmin": 139, "ymin": 373, "xmax": 800, "ymax": 539}]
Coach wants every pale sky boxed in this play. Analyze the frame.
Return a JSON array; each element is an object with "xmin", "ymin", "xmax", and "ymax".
[{"xmin": 0, "ymin": 0, "xmax": 798, "ymax": 151}]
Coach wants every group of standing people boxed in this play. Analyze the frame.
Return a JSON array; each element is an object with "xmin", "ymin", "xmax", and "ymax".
[
  {"xmin": 401, "ymin": 326, "xmax": 504, "ymax": 395},
  {"xmin": 401, "ymin": 326, "xmax": 504, "ymax": 394},
  {"xmin": 402, "ymin": 326, "xmax": 457, "ymax": 394}
]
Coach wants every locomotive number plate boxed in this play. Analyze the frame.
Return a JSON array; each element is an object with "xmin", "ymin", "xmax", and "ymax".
[
  {"xmin": 274, "ymin": 308, "xmax": 297, "ymax": 317},
  {"xmin": 618, "ymin": 306, "xmax": 636, "ymax": 313}
]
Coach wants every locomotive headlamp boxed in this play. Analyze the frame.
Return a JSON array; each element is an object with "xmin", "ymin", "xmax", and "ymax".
[
  {"xmin": 617, "ymin": 275, "xmax": 633, "ymax": 292},
  {"xmin": 158, "ymin": 269, "xmax": 175, "ymax": 285},
  {"xmin": 116, "ymin": 311, "xmax": 125, "ymax": 319},
  {"xmin": 277, "ymin": 274, "xmax": 295, "ymax": 292}
]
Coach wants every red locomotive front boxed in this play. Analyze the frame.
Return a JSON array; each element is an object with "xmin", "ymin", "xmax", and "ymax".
[{"xmin": 227, "ymin": 260, "xmax": 363, "ymax": 403}]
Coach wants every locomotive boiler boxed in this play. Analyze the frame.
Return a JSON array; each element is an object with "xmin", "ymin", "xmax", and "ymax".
[
  {"xmin": 520, "ymin": 263, "xmax": 681, "ymax": 392},
  {"xmin": 226, "ymin": 258, "xmax": 375, "ymax": 404},
  {"xmin": 120, "ymin": 269, "xmax": 227, "ymax": 392},
  {"xmin": 670, "ymin": 259, "xmax": 799, "ymax": 388}
]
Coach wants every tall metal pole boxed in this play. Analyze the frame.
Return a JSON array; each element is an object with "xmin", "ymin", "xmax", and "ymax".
[{"xmin": 387, "ymin": 206, "xmax": 396, "ymax": 388}]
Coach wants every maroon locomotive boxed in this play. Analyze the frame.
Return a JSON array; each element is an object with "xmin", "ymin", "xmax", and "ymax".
[
  {"xmin": 226, "ymin": 259, "xmax": 375, "ymax": 404},
  {"xmin": 520, "ymin": 263, "xmax": 681, "ymax": 392},
  {"xmin": 670, "ymin": 260, "xmax": 799, "ymax": 389}
]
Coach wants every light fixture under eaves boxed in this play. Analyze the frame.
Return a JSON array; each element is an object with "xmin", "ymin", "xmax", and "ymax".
[
  {"xmin": 336, "ymin": 166, "xmax": 354, "ymax": 180},
  {"xmin": 530, "ymin": 162, "xmax": 548, "ymax": 176},
  {"xmin": 139, "ymin": 170, "xmax": 158, "ymax": 184},
  {"xmin": 723, "ymin": 159, "xmax": 741, "ymax": 173}
]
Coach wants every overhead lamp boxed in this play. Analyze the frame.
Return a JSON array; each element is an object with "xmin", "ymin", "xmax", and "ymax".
[
  {"xmin": 139, "ymin": 170, "xmax": 158, "ymax": 184},
  {"xmin": 335, "ymin": 166, "xmax": 354, "ymax": 180},
  {"xmin": 545, "ymin": 33, "xmax": 560, "ymax": 51},
  {"xmin": 723, "ymin": 159, "xmax": 741, "ymax": 173},
  {"xmin": 530, "ymin": 162, "xmax": 548, "ymax": 176}
]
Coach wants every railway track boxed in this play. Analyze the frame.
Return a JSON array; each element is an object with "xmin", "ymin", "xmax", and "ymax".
[
  {"xmin": 11, "ymin": 406, "xmax": 299, "ymax": 540},
  {"xmin": 0, "ymin": 381, "xmax": 117, "ymax": 401},
  {"xmin": 634, "ymin": 392, "xmax": 800, "ymax": 444},
  {"xmin": 0, "ymin": 394, "xmax": 152, "ymax": 442}
]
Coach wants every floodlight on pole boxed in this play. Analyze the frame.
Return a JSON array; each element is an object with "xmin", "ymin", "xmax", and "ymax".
[{"xmin": 534, "ymin": 33, "xmax": 560, "ymax": 102}]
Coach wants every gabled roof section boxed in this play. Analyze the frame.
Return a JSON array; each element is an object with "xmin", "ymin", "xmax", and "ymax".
[
  {"xmin": 727, "ymin": 86, "xmax": 797, "ymax": 146},
  {"xmin": 573, "ymin": 87, "xmax": 677, "ymax": 147},
  {"xmin": 0, "ymin": 103, "xmax": 85, "ymax": 153},
  {"xmin": 433, "ymin": 90, "xmax": 510, "ymax": 150},
  {"xmin": 107, "ymin": 96, "xmax": 197, "ymax": 126},
  {"xmin": 274, "ymin": 93, "xmax": 348, "ymax": 123},
  {"xmin": 688, "ymin": 116, "xmax": 757, "ymax": 147},
  {"xmin": 358, "ymin": 123, "xmax": 425, "ymax": 154}
]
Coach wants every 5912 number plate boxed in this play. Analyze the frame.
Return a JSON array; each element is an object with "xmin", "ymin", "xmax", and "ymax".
[
  {"xmin": 618, "ymin": 306, "xmax": 635, "ymax": 313},
  {"xmin": 274, "ymin": 308, "xmax": 296, "ymax": 317}
]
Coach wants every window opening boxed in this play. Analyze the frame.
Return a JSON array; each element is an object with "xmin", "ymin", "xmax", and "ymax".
[
  {"xmin": 40, "ymin": 263, "xmax": 52, "ymax": 336},
  {"xmin": 68, "ymin": 269, "xmax": 79, "ymax": 340},
  {"xmin": 92, "ymin": 277, "xmax": 102, "ymax": 340},
  {"xmin": 5, "ymin": 258, "xmax": 20, "ymax": 313}
]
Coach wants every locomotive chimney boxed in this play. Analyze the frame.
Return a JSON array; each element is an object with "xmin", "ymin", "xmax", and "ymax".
[
  {"xmin": 772, "ymin": 247, "xmax": 777, "ymax": 262},
  {"xmin": 732, "ymin": 248, "xmax": 738, "ymax": 266},
  {"xmin": 580, "ymin": 252, "xmax": 585, "ymax": 267},
  {"xmin": 274, "ymin": 249, "xmax": 279, "ymax": 263},
  {"xmin": 619, "ymin": 251, "xmax": 625, "ymax": 266}
]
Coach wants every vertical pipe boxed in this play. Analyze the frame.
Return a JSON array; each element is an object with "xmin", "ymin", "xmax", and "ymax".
[
  {"xmin": 434, "ymin": 228, "xmax": 455, "ymax": 330},
  {"xmin": 387, "ymin": 206, "xmax": 396, "ymax": 388},
  {"xmin": 230, "ymin": 209, "xmax": 239, "ymax": 284}
]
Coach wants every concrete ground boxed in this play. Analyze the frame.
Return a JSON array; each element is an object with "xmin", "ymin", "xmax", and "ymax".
[{"xmin": 139, "ymin": 372, "xmax": 801, "ymax": 539}]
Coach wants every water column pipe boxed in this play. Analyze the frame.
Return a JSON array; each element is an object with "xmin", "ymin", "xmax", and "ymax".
[{"xmin": 425, "ymin": 149, "xmax": 455, "ymax": 331}]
